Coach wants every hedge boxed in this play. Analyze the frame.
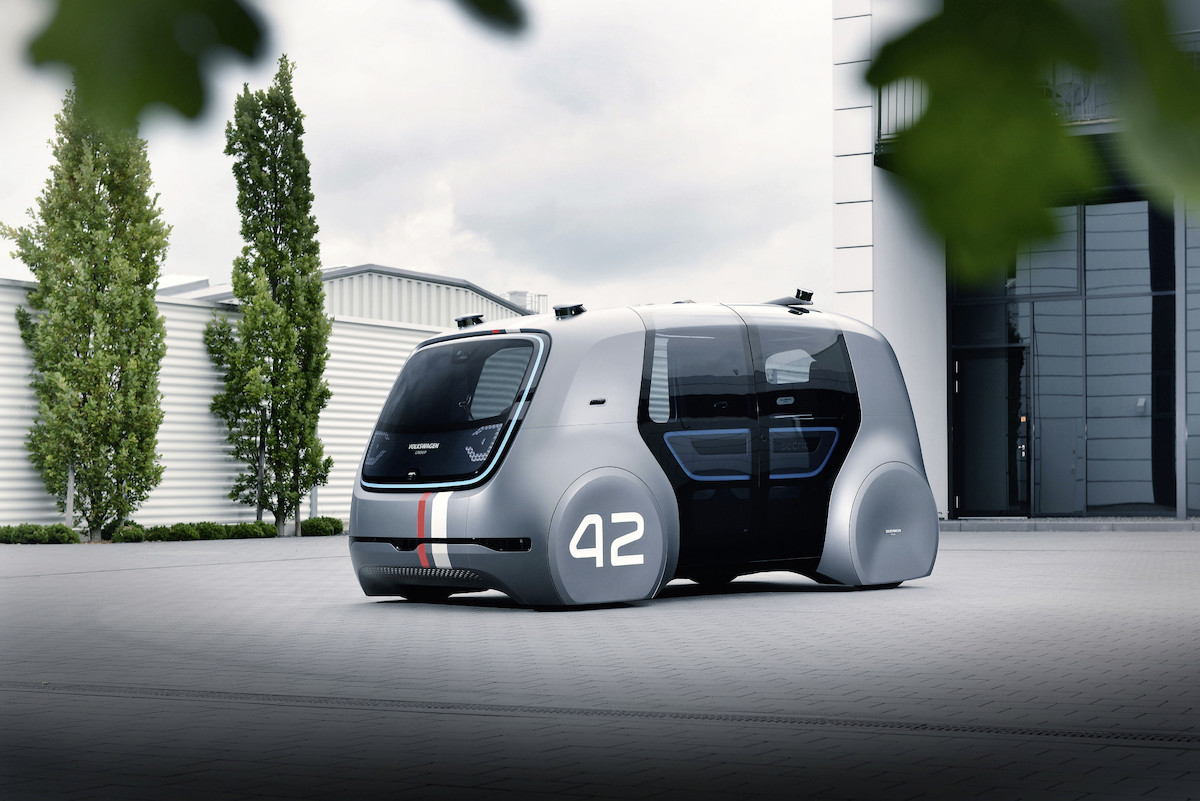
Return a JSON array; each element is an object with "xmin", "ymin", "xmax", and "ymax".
[
  {"xmin": 300, "ymin": 516, "xmax": 345, "ymax": 537},
  {"xmin": 2, "ymin": 519, "xmax": 346, "ymax": 544},
  {"xmin": 113, "ymin": 520, "xmax": 277, "ymax": 542},
  {"xmin": 0, "ymin": 523, "xmax": 79, "ymax": 544}
]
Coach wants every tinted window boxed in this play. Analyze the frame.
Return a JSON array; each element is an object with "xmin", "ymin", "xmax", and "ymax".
[
  {"xmin": 362, "ymin": 336, "xmax": 540, "ymax": 487},
  {"xmin": 1013, "ymin": 207, "xmax": 1079, "ymax": 295},
  {"xmin": 636, "ymin": 307, "xmax": 863, "ymax": 569},
  {"xmin": 646, "ymin": 328, "xmax": 754, "ymax": 424},
  {"xmin": 642, "ymin": 324, "xmax": 754, "ymax": 480},
  {"xmin": 470, "ymin": 347, "xmax": 531, "ymax": 418},
  {"xmin": 751, "ymin": 325, "xmax": 856, "ymax": 398},
  {"xmin": 767, "ymin": 427, "xmax": 840, "ymax": 479},
  {"xmin": 664, "ymin": 429, "xmax": 752, "ymax": 481},
  {"xmin": 764, "ymin": 348, "xmax": 814, "ymax": 383},
  {"xmin": 748, "ymin": 323, "xmax": 858, "ymax": 481}
]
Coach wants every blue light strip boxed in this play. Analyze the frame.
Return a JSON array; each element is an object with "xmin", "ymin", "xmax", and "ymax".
[
  {"xmin": 768, "ymin": 426, "xmax": 839, "ymax": 479},
  {"xmin": 360, "ymin": 334, "xmax": 547, "ymax": 491},
  {"xmin": 663, "ymin": 429, "xmax": 752, "ymax": 481}
]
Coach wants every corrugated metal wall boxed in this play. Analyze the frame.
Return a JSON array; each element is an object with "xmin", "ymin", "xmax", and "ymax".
[
  {"xmin": 324, "ymin": 273, "xmax": 520, "ymax": 328},
  {"xmin": 138, "ymin": 297, "xmax": 254, "ymax": 525},
  {"xmin": 0, "ymin": 278, "xmax": 440, "ymax": 528},
  {"xmin": 315, "ymin": 316, "xmax": 434, "ymax": 521},
  {"xmin": 0, "ymin": 282, "xmax": 60, "ymax": 525}
]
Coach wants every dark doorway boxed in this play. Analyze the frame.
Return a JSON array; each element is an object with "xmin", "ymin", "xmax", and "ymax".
[{"xmin": 952, "ymin": 347, "xmax": 1031, "ymax": 516}]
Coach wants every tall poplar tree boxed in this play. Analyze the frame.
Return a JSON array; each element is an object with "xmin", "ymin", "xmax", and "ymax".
[
  {"xmin": 4, "ymin": 89, "xmax": 169, "ymax": 541},
  {"xmin": 206, "ymin": 55, "xmax": 332, "ymax": 536}
]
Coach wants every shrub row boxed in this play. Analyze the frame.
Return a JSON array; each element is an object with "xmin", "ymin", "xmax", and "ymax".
[
  {"xmin": 300, "ymin": 516, "xmax": 345, "ymax": 537},
  {"xmin": 112, "ymin": 517, "xmax": 345, "ymax": 542},
  {"xmin": 2, "ymin": 518, "xmax": 347, "ymax": 544},
  {"xmin": 113, "ymin": 521, "xmax": 277, "ymax": 542},
  {"xmin": 0, "ymin": 523, "xmax": 79, "ymax": 544}
]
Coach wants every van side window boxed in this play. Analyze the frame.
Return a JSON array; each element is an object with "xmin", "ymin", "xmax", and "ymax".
[
  {"xmin": 750, "ymin": 325, "xmax": 859, "ymax": 480},
  {"xmin": 646, "ymin": 328, "xmax": 754, "ymax": 424},
  {"xmin": 641, "ymin": 326, "xmax": 754, "ymax": 481},
  {"xmin": 648, "ymin": 335, "xmax": 671, "ymax": 423},
  {"xmin": 755, "ymin": 329, "xmax": 856, "ymax": 396},
  {"xmin": 765, "ymin": 348, "xmax": 815, "ymax": 384}
]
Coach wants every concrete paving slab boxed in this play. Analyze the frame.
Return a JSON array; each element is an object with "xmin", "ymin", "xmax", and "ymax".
[{"xmin": 1, "ymin": 530, "xmax": 1199, "ymax": 799}]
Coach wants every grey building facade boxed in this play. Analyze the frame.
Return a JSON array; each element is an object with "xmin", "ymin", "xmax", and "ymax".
[
  {"xmin": 1, "ymin": 266, "xmax": 529, "ymax": 528},
  {"xmin": 832, "ymin": 0, "xmax": 1200, "ymax": 519}
]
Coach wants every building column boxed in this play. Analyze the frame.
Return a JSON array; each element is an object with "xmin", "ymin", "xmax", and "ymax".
[{"xmin": 1176, "ymin": 194, "xmax": 1188, "ymax": 520}]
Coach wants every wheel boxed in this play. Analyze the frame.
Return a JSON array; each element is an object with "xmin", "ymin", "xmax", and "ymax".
[
  {"xmin": 399, "ymin": 586, "xmax": 454, "ymax": 603},
  {"xmin": 547, "ymin": 468, "xmax": 670, "ymax": 605}
]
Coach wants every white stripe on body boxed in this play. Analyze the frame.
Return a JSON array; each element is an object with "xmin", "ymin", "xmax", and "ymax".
[{"xmin": 431, "ymin": 491, "xmax": 452, "ymax": 567}]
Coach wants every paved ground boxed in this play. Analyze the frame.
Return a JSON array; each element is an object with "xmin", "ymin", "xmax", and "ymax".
[{"xmin": 1, "ymin": 530, "xmax": 1198, "ymax": 800}]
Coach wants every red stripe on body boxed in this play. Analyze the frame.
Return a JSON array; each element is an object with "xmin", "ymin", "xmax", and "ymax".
[{"xmin": 416, "ymin": 492, "xmax": 433, "ymax": 568}]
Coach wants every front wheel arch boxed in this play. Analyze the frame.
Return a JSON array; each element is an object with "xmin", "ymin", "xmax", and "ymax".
[{"xmin": 545, "ymin": 467, "xmax": 675, "ymax": 605}]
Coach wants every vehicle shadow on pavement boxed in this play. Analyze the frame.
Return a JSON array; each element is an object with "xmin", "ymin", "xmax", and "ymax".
[
  {"xmin": 374, "ymin": 595, "xmax": 631, "ymax": 612},
  {"xmin": 368, "ymin": 576, "xmax": 903, "ymax": 612},
  {"xmin": 658, "ymin": 579, "xmax": 862, "ymax": 599}
]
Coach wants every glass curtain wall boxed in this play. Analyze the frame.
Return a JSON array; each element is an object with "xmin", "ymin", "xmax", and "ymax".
[
  {"xmin": 950, "ymin": 197, "xmax": 1176, "ymax": 516},
  {"xmin": 1187, "ymin": 203, "xmax": 1200, "ymax": 514}
]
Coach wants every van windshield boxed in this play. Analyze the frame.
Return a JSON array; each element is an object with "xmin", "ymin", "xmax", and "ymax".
[{"xmin": 362, "ymin": 336, "xmax": 540, "ymax": 487}]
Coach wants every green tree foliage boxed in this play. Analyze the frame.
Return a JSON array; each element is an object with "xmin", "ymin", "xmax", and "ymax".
[
  {"xmin": 2, "ymin": 90, "xmax": 169, "ymax": 541},
  {"xmin": 206, "ymin": 56, "xmax": 332, "ymax": 537},
  {"xmin": 25, "ymin": 0, "xmax": 524, "ymax": 130},
  {"xmin": 868, "ymin": 0, "xmax": 1200, "ymax": 281}
]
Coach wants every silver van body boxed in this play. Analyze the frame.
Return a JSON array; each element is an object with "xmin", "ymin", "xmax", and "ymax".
[{"xmin": 348, "ymin": 301, "xmax": 938, "ymax": 606}]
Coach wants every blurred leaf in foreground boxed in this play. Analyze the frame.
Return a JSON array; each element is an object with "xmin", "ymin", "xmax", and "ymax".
[
  {"xmin": 1083, "ymin": 0, "xmax": 1200, "ymax": 210},
  {"xmin": 868, "ymin": 0, "xmax": 1200, "ymax": 283},
  {"xmin": 25, "ymin": 1, "xmax": 525, "ymax": 130},
  {"xmin": 453, "ymin": 0, "xmax": 527, "ymax": 34},
  {"xmin": 28, "ymin": 0, "xmax": 264, "ymax": 128}
]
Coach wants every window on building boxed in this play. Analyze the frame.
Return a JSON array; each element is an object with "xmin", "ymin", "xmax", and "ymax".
[{"xmin": 951, "ymin": 197, "xmax": 1176, "ymax": 516}]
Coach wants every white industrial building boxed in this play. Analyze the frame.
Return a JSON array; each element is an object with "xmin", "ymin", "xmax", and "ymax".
[
  {"xmin": 505, "ymin": 290, "xmax": 550, "ymax": 315},
  {"xmin": 0, "ymin": 265, "xmax": 528, "ymax": 529},
  {"xmin": 833, "ymin": 1, "xmax": 1200, "ymax": 520}
]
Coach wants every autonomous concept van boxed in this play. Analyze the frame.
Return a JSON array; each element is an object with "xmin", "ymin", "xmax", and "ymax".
[{"xmin": 349, "ymin": 292, "xmax": 938, "ymax": 606}]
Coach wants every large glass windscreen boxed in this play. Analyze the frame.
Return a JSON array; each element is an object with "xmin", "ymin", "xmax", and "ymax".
[{"xmin": 362, "ymin": 337, "xmax": 538, "ymax": 486}]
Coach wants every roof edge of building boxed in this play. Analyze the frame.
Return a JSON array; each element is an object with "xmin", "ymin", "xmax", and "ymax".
[{"xmin": 322, "ymin": 263, "xmax": 531, "ymax": 316}]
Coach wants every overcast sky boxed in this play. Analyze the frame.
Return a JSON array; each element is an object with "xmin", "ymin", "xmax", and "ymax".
[{"xmin": 1, "ymin": 0, "xmax": 833, "ymax": 311}]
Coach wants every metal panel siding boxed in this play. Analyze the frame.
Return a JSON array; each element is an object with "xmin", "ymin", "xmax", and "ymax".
[
  {"xmin": 136, "ymin": 298, "xmax": 252, "ymax": 525},
  {"xmin": 316, "ymin": 318, "xmax": 434, "ymax": 522},
  {"xmin": 0, "ymin": 278, "xmax": 437, "ymax": 528},
  {"xmin": 323, "ymin": 272, "xmax": 520, "ymax": 329},
  {"xmin": 0, "ymin": 282, "xmax": 61, "ymax": 525}
]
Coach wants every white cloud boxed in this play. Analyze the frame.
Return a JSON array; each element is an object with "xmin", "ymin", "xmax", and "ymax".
[
  {"xmin": 0, "ymin": 0, "xmax": 66, "ymax": 281},
  {"xmin": 1, "ymin": 0, "xmax": 833, "ymax": 310},
  {"xmin": 325, "ymin": 176, "xmax": 494, "ymax": 271}
]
